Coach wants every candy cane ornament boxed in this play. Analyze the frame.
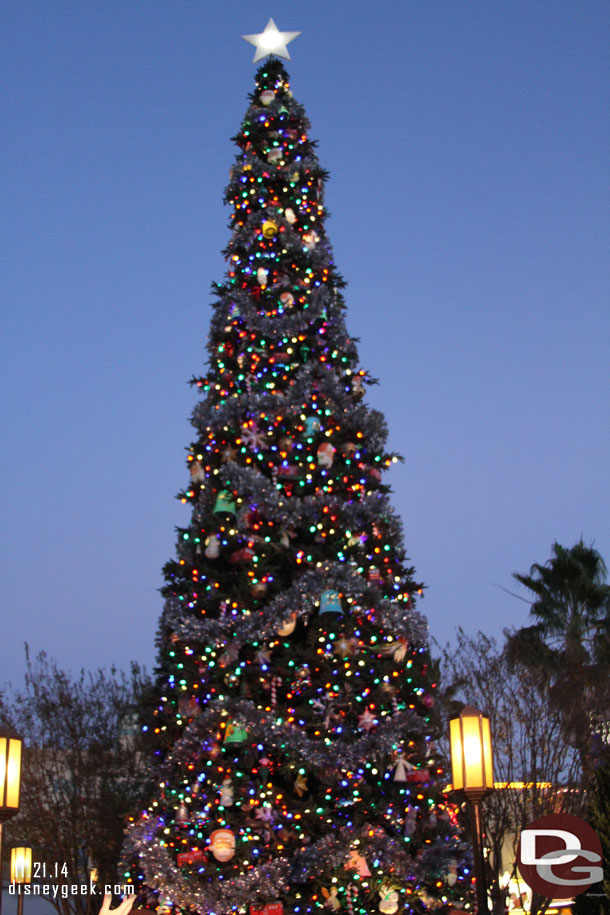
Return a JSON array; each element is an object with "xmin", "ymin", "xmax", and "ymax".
[
  {"xmin": 271, "ymin": 675, "xmax": 281, "ymax": 707},
  {"xmin": 346, "ymin": 884, "xmax": 355, "ymax": 915}
]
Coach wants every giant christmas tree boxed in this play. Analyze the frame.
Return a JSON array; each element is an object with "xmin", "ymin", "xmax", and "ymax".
[{"xmin": 124, "ymin": 30, "xmax": 467, "ymax": 915}]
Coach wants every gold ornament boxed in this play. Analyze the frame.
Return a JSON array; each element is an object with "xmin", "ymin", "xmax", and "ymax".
[
  {"xmin": 294, "ymin": 772, "xmax": 308, "ymax": 797},
  {"xmin": 278, "ymin": 612, "xmax": 297, "ymax": 636},
  {"xmin": 262, "ymin": 220, "xmax": 278, "ymax": 238}
]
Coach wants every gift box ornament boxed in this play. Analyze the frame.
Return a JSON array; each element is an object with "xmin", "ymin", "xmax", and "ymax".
[
  {"xmin": 214, "ymin": 492, "xmax": 236, "ymax": 516},
  {"xmin": 319, "ymin": 590, "xmax": 342, "ymax": 615}
]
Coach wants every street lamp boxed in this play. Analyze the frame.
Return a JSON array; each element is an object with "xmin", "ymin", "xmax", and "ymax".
[
  {"xmin": 449, "ymin": 705, "xmax": 494, "ymax": 914},
  {"xmin": 0, "ymin": 726, "xmax": 24, "ymax": 915},
  {"xmin": 10, "ymin": 847, "xmax": 32, "ymax": 915}
]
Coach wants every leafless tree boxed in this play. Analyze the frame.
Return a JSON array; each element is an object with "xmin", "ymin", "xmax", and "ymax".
[
  {"xmin": 436, "ymin": 629, "xmax": 585, "ymax": 915},
  {"xmin": 0, "ymin": 649, "xmax": 152, "ymax": 915}
]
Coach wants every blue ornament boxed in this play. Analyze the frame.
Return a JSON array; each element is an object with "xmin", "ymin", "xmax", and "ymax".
[
  {"xmin": 304, "ymin": 415, "xmax": 321, "ymax": 436},
  {"xmin": 319, "ymin": 590, "xmax": 342, "ymax": 615}
]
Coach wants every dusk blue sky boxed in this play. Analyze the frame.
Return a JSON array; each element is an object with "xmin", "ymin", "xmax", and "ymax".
[{"xmin": 2, "ymin": 1, "xmax": 609, "ymax": 690}]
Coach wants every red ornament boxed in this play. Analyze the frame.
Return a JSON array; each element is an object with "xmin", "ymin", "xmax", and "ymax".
[
  {"xmin": 406, "ymin": 767, "xmax": 430, "ymax": 784},
  {"xmin": 230, "ymin": 547, "xmax": 255, "ymax": 565},
  {"xmin": 176, "ymin": 848, "xmax": 207, "ymax": 867},
  {"xmin": 242, "ymin": 509, "xmax": 259, "ymax": 529},
  {"xmin": 251, "ymin": 905, "xmax": 283, "ymax": 915},
  {"xmin": 277, "ymin": 464, "xmax": 302, "ymax": 480}
]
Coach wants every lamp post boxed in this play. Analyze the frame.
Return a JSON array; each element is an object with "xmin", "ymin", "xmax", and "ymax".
[
  {"xmin": 0, "ymin": 726, "xmax": 24, "ymax": 915},
  {"xmin": 10, "ymin": 848, "xmax": 31, "ymax": 915},
  {"xmin": 449, "ymin": 705, "xmax": 494, "ymax": 914}
]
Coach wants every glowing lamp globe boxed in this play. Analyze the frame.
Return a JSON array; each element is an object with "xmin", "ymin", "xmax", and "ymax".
[
  {"xmin": 0, "ymin": 726, "xmax": 23, "ymax": 822},
  {"xmin": 449, "ymin": 705, "xmax": 493, "ymax": 800},
  {"xmin": 10, "ymin": 847, "xmax": 32, "ymax": 884}
]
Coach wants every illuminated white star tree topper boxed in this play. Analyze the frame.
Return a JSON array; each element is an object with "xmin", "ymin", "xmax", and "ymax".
[{"xmin": 242, "ymin": 18, "xmax": 300, "ymax": 63}]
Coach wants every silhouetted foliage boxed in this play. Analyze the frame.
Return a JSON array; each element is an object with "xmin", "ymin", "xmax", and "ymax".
[
  {"xmin": 0, "ymin": 649, "xmax": 152, "ymax": 915},
  {"xmin": 436, "ymin": 628, "xmax": 586, "ymax": 915},
  {"xmin": 505, "ymin": 540, "xmax": 610, "ymax": 781}
]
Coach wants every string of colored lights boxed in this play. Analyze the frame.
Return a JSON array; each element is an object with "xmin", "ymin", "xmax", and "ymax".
[{"xmin": 122, "ymin": 58, "xmax": 469, "ymax": 915}]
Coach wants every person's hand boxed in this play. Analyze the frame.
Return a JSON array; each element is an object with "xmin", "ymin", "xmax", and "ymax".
[{"xmin": 99, "ymin": 893, "xmax": 136, "ymax": 915}]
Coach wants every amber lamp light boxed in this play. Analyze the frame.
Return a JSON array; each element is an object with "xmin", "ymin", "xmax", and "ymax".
[
  {"xmin": 10, "ymin": 847, "xmax": 32, "ymax": 884},
  {"xmin": 0, "ymin": 726, "xmax": 24, "ymax": 915},
  {"xmin": 449, "ymin": 705, "xmax": 494, "ymax": 914},
  {"xmin": 0, "ymin": 726, "xmax": 22, "ymax": 820},
  {"xmin": 449, "ymin": 704, "xmax": 494, "ymax": 799}
]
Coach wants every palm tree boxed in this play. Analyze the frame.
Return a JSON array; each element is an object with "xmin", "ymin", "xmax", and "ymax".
[{"xmin": 505, "ymin": 540, "xmax": 610, "ymax": 779}]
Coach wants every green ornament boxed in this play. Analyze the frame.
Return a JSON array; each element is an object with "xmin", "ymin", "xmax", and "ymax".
[
  {"xmin": 224, "ymin": 722, "xmax": 248, "ymax": 744},
  {"xmin": 214, "ymin": 492, "xmax": 236, "ymax": 516}
]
